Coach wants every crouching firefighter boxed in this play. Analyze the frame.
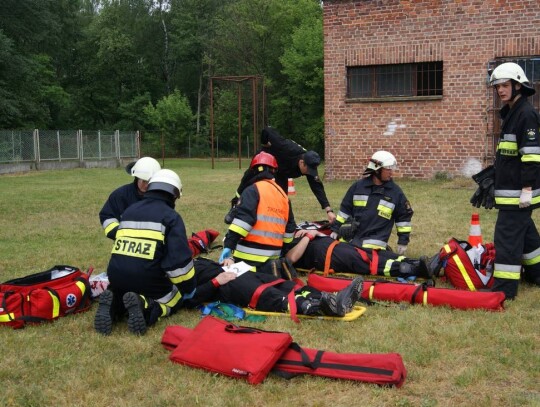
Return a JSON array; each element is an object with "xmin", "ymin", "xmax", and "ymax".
[
  {"xmin": 218, "ymin": 151, "xmax": 297, "ymax": 274},
  {"xmin": 94, "ymin": 169, "xmax": 196, "ymax": 335},
  {"xmin": 184, "ymin": 258, "xmax": 363, "ymax": 319}
]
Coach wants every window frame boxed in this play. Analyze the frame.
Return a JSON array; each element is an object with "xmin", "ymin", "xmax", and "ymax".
[{"xmin": 346, "ymin": 61, "xmax": 444, "ymax": 102}]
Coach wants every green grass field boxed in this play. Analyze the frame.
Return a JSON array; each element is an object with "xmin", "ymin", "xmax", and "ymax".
[{"xmin": 0, "ymin": 159, "xmax": 539, "ymax": 407}]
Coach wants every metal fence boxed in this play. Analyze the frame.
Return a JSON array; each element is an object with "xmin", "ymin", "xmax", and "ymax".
[{"xmin": 0, "ymin": 130, "xmax": 139, "ymax": 164}]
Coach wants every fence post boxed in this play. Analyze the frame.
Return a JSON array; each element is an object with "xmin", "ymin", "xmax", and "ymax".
[
  {"xmin": 33, "ymin": 129, "xmax": 40, "ymax": 170},
  {"xmin": 78, "ymin": 130, "xmax": 83, "ymax": 164},
  {"xmin": 115, "ymin": 130, "xmax": 120, "ymax": 162},
  {"xmin": 98, "ymin": 130, "xmax": 102, "ymax": 160},
  {"xmin": 57, "ymin": 130, "xmax": 61, "ymax": 161}
]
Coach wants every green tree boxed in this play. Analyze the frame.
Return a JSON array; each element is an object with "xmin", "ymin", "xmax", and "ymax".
[{"xmin": 143, "ymin": 89, "xmax": 194, "ymax": 156}]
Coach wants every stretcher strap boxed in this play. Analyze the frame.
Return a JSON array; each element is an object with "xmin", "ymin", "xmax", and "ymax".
[
  {"xmin": 248, "ymin": 278, "xmax": 299, "ymax": 323},
  {"xmin": 323, "ymin": 240, "xmax": 340, "ymax": 277},
  {"xmin": 355, "ymin": 247, "xmax": 379, "ymax": 276}
]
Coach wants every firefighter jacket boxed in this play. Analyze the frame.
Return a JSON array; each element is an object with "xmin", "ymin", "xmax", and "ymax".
[
  {"xmin": 107, "ymin": 191, "xmax": 196, "ymax": 309},
  {"xmin": 331, "ymin": 177, "xmax": 413, "ymax": 250},
  {"xmin": 225, "ymin": 176, "xmax": 296, "ymax": 271},
  {"xmin": 259, "ymin": 127, "xmax": 330, "ymax": 209},
  {"xmin": 99, "ymin": 181, "xmax": 142, "ymax": 240},
  {"xmin": 494, "ymin": 96, "xmax": 540, "ymax": 210}
]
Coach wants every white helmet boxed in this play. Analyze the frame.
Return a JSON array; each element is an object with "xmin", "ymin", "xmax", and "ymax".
[
  {"xmin": 130, "ymin": 157, "xmax": 161, "ymax": 181},
  {"xmin": 147, "ymin": 169, "xmax": 182, "ymax": 198},
  {"xmin": 366, "ymin": 151, "xmax": 397, "ymax": 172},
  {"xmin": 490, "ymin": 62, "xmax": 535, "ymax": 96}
]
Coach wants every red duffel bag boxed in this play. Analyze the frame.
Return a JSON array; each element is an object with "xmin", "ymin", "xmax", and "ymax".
[
  {"xmin": 168, "ymin": 316, "xmax": 292, "ymax": 385},
  {"xmin": 163, "ymin": 322, "xmax": 407, "ymax": 387}
]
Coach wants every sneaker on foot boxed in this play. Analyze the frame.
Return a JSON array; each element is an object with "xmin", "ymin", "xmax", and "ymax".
[
  {"xmin": 123, "ymin": 292, "xmax": 147, "ymax": 335},
  {"xmin": 94, "ymin": 289, "xmax": 114, "ymax": 335}
]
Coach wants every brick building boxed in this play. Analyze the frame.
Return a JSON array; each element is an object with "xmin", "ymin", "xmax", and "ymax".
[{"xmin": 323, "ymin": 0, "xmax": 540, "ymax": 180}]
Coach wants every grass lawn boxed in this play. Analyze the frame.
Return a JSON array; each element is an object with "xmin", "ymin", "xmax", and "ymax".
[{"xmin": 0, "ymin": 158, "xmax": 539, "ymax": 407}]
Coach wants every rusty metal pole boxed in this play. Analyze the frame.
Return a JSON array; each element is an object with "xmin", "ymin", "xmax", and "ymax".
[
  {"xmin": 252, "ymin": 77, "xmax": 258, "ymax": 154},
  {"xmin": 237, "ymin": 82, "xmax": 242, "ymax": 169},
  {"xmin": 210, "ymin": 77, "xmax": 214, "ymax": 169}
]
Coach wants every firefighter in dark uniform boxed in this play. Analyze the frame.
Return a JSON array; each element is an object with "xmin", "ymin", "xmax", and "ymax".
[
  {"xmin": 488, "ymin": 62, "xmax": 540, "ymax": 299},
  {"xmin": 94, "ymin": 169, "xmax": 196, "ymax": 335},
  {"xmin": 219, "ymin": 151, "xmax": 297, "ymax": 274},
  {"xmin": 330, "ymin": 151, "xmax": 414, "ymax": 255},
  {"xmin": 184, "ymin": 258, "xmax": 363, "ymax": 317},
  {"xmin": 99, "ymin": 156, "xmax": 161, "ymax": 240},
  {"xmin": 224, "ymin": 127, "xmax": 336, "ymax": 224},
  {"xmin": 285, "ymin": 230, "xmax": 436, "ymax": 280}
]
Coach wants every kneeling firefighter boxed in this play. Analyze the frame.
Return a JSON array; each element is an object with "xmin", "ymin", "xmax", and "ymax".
[{"xmin": 94, "ymin": 169, "xmax": 196, "ymax": 335}]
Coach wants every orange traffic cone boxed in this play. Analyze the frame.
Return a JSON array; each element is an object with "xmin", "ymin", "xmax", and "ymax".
[
  {"xmin": 468, "ymin": 213, "xmax": 483, "ymax": 247},
  {"xmin": 287, "ymin": 178, "xmax": 296, "ymax": 196}
]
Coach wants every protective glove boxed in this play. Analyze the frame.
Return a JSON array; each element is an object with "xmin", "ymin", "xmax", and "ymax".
[
  {"xmin": 519, "ymin": 188, "xmax": 532, "ymax": 208},
  {"xmin": 330, "ymin": 232, "xmax": 339, "ymax": 240},
  {"xmin": 484, "ymin": 183, "xmax": 495, "ymax": 209},
  {"xmin": 219, "ymin": 248, "xmax": 232, "ymax": 264},
  {"xmin": 397, "ymin": 244, "xmax": 408, "ymax": 255},
  {"xmin": 470, "ymin": 186, "xmax": 484, "ymax": 208}
]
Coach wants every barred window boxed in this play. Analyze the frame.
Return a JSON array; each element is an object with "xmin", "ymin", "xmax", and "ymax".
[{"xmin": 347, "ymin": 62, "xmax": 443, "ymax": 99}]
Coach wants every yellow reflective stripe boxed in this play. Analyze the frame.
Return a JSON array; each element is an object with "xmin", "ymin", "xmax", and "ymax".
[
  {"xmin": 383, "ymin": 260, "xmax": 393, "ymax": 277},
  {"xmin": 169, "ymin": 267, "xmax": 195, "ymax": 285},
  {"xmin": 369, "ymin": 285, "xmax": 375, "ymax": 301},
  {"xmin": 104, "ymin": 222, "xmax": 119, "ymax": 236},
  {"xmin": 0, "ymin": 313, "xmax": 15, "ymax": 322},
  {"xmin": 493, "ymin": 271, "xmax": 521, "ymax": 280},
  {"xmin": 234, "ymin": 251, "xmax": 277, "ymax": 264},
  {"xmin": 451, "ymin": 254, "xmax": 476, "ymax": 291},
  {"xmin": 76, "ymin": 281, "xmax": 86, "ymax": 296},
  {"xmin": 117, "ymin": 228, "xmax": 164, "ymax": 242},
  {"xmin": 363, "ymin": 243, "xmax": 386, "ymax": 250},
  {"xmin": 396, "ymin": 226, "xmax": 412, "ymax": 233},
  {"xmin": 495, "ymin": 197, "xmax": 520, "ymax": 205},
  {"xmin": 522, "ymin": 154, "xmax": 540, "ymax": 163},
  {"xmin": 283, "ymin": 236, "xmax": 293, "ymax": 244},
  {"xmin": 229, "ymin": 223, "xmax": 249, "ymax": 237},
  {"xmin": 353, "ymin": 200, "xmax": 367, "ymax": 207},
  {"xmin": 49, "ymin": 291, "xmax": 60, "ymax": 318},
  {"xmin": 423, "ymin": 291, "xmax": 428, "ymax": 306}
]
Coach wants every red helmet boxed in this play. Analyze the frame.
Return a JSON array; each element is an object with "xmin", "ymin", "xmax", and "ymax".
[{"xmin": 250, "ymin": 151, "xmax": 278, "ymax": 170}]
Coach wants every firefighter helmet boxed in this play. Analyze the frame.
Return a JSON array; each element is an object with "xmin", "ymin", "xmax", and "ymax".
[
  {"xmin": 129, "ymin": 157, "xmax": 161, "ymax": 181},
  {"xmin": 366, "ymin": 151, "xmax": 397, "ymax": 172},
  {"xmin": 490, "ymin": 62, "xmax": 535, "ymax": 96},
  {"xmin": 250, "ymin": 151, "xmax": 278, "ymax": 170},
  {"xmin": 147, "ymin": 169, "xmax": 182, "ymax": 198}
]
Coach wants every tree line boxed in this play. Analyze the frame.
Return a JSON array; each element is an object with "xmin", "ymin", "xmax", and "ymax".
[{"xmin": 0, "ymin": 0, "xmax": 324, "ymax": 157}]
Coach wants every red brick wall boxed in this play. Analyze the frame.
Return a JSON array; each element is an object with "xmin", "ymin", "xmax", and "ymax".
[{"xmin": 323, "ymin": 0, "xmax": 540, "ymax": 180}]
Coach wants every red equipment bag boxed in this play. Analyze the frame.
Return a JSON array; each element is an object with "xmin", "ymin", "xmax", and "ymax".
[
  {"xmin": 0, "ymin": 265, "xmax": 93, "ymax": 329},
  {"xmin": 307, "ymin": 273, "xmax": 505, "ymax": 312},
  {"xmin": 162, "ymin": 323, "xmax": 407, "ymax": 387},
  {"xmin": 187, "ymin": 229, "xmax": 221, "ymax": 257},
  {"xmin": 439, "ymin": 238, "xmax": 495, "ymax": 290},
  {"xmin": 168, "ymin": 316, "xmax": 293, "ymax": 385}
]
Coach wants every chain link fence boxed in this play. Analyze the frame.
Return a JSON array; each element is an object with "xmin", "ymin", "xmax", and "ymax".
[{"xmin": 0, "ymin": 130, "xmax": 139, "ymax": 171}]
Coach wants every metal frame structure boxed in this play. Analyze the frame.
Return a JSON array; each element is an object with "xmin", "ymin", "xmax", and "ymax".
[{"xmin": 209, "ymin": 75, "xmax": 266, "ymax": 169}]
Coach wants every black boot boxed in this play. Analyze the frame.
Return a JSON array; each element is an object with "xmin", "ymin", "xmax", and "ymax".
[
  {"xmin": 320, "ymin": 277, "xmax": 363, "ymax": 317},
  {"xmin": 94, "ymin": 289, "xmax": 117, "ymax": 335},
  {"xmin": 426, "ymin": 253, "xmax": 443, "ymax": 277},
  {"xmin": 123, "ymin": 292, "xmax": 149, "ymax": 335},
  {"xmin": 224, "ymin": 197, "xmax": 239, "ymax": 224}
]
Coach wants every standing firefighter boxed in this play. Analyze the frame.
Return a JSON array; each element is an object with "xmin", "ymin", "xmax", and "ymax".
[
  {"xmin": 224, "ymin": 127, "xmax": 336, "ymax": 224},
  {"xmin": 219, "ymin": 151, "xmax": 296, "ymax": 273},
  {"xmin": 95, "ymin": 169, "xmax": 196, "ymax": 335},
  {"xmin": 99, "ymin": 156, "xmax": 161, "ymax": 240},
  {"xmin": 472, "ymin": 62, "xmax": 540, "ymax": 299},
  {"xmin": 330, "ymin": 151, "xmax": 413, "ymax": 254}
]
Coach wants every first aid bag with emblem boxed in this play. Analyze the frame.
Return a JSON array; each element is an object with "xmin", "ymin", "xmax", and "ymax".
[{"xmin": 0, "ymin": 265, "xmax": 93, "ymax": 329}]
